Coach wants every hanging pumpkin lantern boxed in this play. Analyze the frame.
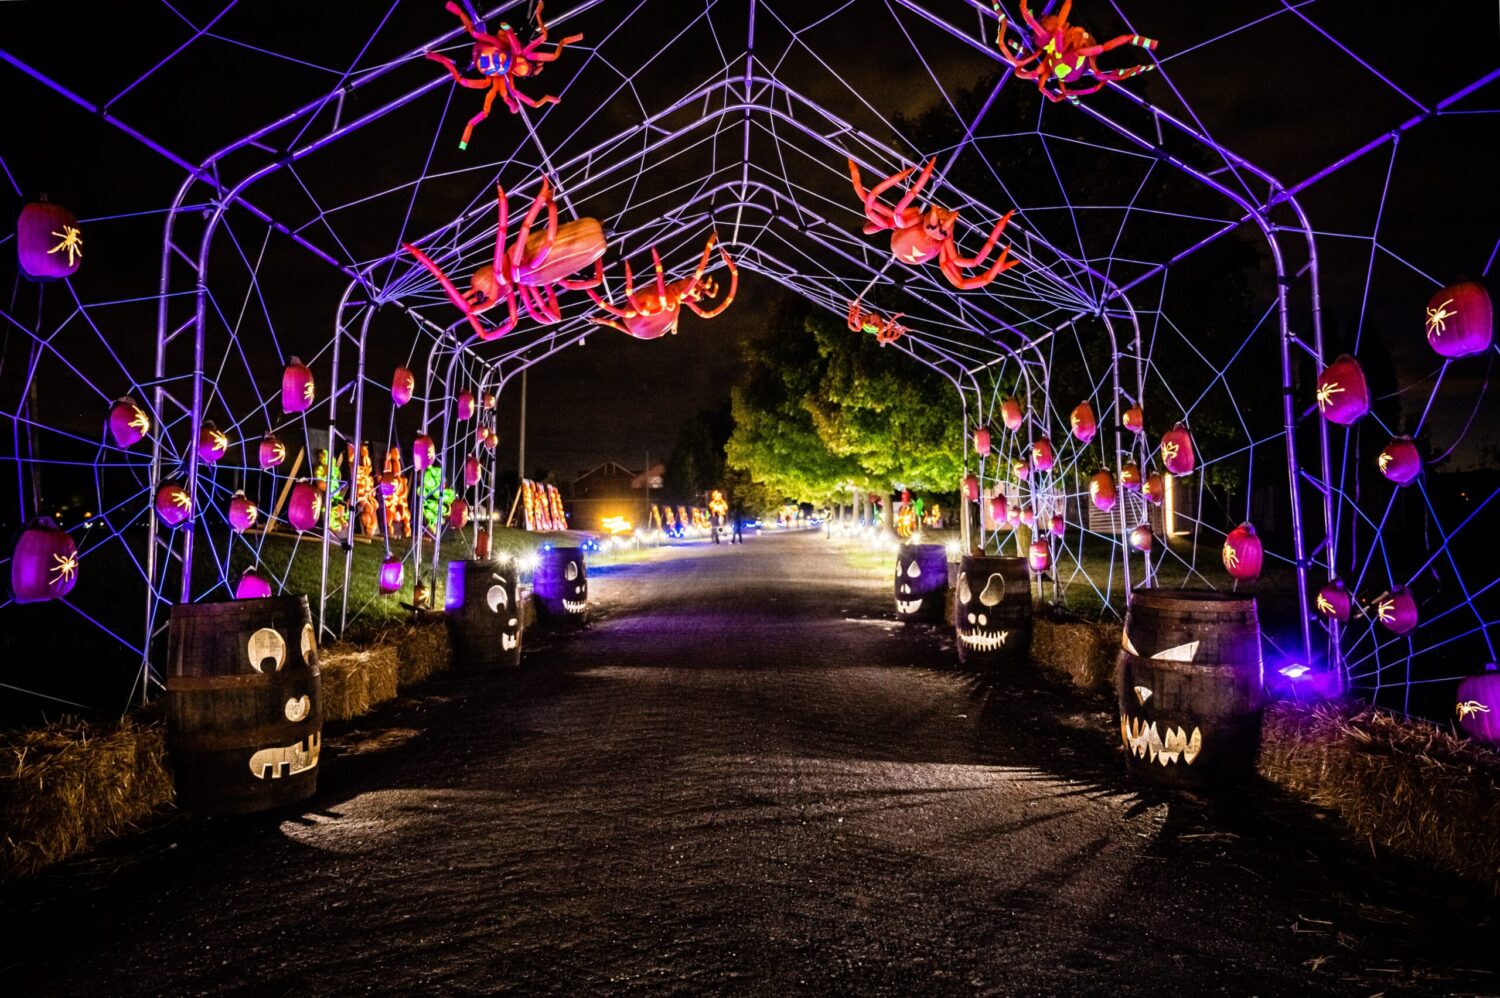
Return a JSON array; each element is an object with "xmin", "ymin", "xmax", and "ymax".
[
  {"xmin": 1070, "ymin": 402, "xmax": 1097, "ymax": 444},
  {"xmin": 227, "ymin": 491, "xmax": 259, "ymax": 533},
  {"xmin": 1455, "ymin": 667, "xmax": 1500, "ymax": 746},
  {"xmin": 1121, "ymin": 462, "xmax": 1142, "ymax": 491},
  {"xmin": 197, "ymin": 421, "xmax": 229, "ymax": 465},
  {"xmin": 1315, "ymin": 578, "xmax": 1352, "ymax": 622},
  {"xmin": 474, "ymin": 528, "xmax": 491, "ymax": 560},
  {"xmin": 378, "ymin": 471, "xmax": 397, "ymax": 498},
  {"xmin": 17, "ymin": 200, "xmax": 83, "ymax": 281},
  {"xmin": 1090, "ymin": 469, "xmax": 1117, "ymax": 512},
  {"xmin": 1031, "ymin": 438, "xmax": 1055, "ymax": 473},
  {"xmin": 999, "ymin": 396, "xmax": 1023, "ymax": 432},
  {"xmin": 378, "ymin": 554, "xmax": 405, "ymax": 595},
  {"xmin": 448, "ymin": 497, "xmax": 470, "ymax": 530},
  {"xmin": 1028, "ymin": 538, "xmax": 1051, "ymax": 574},
  {"xmin": 963, "ymin": 474, "xmax": 980, "ymax": 501},
  {"xmin": 287, "ymin": 482, "xmax": 322, "ymax": 532},
  {"xmin": 1142, "ymin": 472, "xmax": 1165, "ymax": 506},
  {"xmin": 107, "ymin": 397, "xmax": 150, "ymax": 449},
  {"xmin": 1013, "ymin": 458, "xmax": 1030, "ymax": 482},
  {"xmin": 1005, "ymin": 502, "xmax": 1021, "ymax": 526},
  {"xmin": 1160, "ymin": 424, "xmax": 1196, "ymax": 476},
  {"xmin": 1130, "ymin": 523, "xmax": 1154, "ymax": 552},
  {"xmin": 456, "ymin": 390, "xmax": 476, "ymax": 421},
  {"xmin": 10, "ymin": 517, "xmax": 78, "ymax": 603},
  {"xmin": 1314, "ymin": 354, "xmax": 1369, "ymax": 425},
  {"xmin": 1020, "ymin": 505, "xmax": 1034, "ymax": 527},
  {"xmin": 974, "ymin": 427, "xmax": 991, "ymax": 457},
  {"xmin": 481, "ymin": 391, "xmax": 496, "ymax": 411},
  {"xmin": 234, "ymin": 567, "xmax": 273, "ymax": 600},
  {"xmin": 282, "ymin": 357, "xmax": 315, "ymax": 415},
  {"xmin": 481, "ymin": 427, "xmax": 498, "ymax": 453},
  {"xmin": 988, "ymin": 495, "xmax": 1008, "ymax": 525},
  {"xmin": 1378, "ymin": 436, "xmax": 1422, "ymax": 486},
  {"xmin": 392, "ymin": 367, "xmax": 415, "ymax": 407},
  {"xmin": 156, "ymin": 482, "xmax": 192, "ymax": 526},
  {"xmin": 1122, "ymin": 405, "xmax": 1144, "ymax": 434},
  {"xmin": 1375, "ymin": 586, "xmax": 1418, "ymax": 635},
  {"xmin": 1222, "ymin": 522, "xmax": 1263, "ymax": 580},
  {"xmin": 412, "ymin": 433, "xmax": 436, "ymax": 471},
  {"xmin": 1050, "ymin": 513, "xmax": 1065, "ymax": 536},
  {"xmin": 258, "ymin": 432, "xmax": 287, "ymax": 470},
  {"xmin": 1425, "ymin": 280, "xmax": 1492, "ymax": 358},
  {"xmin": 464, "ymin": 455, "xmax": 482, "ymax": 487}
]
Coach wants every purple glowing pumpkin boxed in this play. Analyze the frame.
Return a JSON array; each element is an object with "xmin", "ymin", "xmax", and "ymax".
[
  {"xmin": 10, "ymin": 517, "xmax": 78, "ymax": 603},
  {"xmin": 1315, "ymin": 355, "xmax": 1369, "ymax": 425},
  {"xmin": 107, "ymin": 397, "xmax": 150, "ymax": 449},
  {"xmin": 1425, "ymin": 281, "xmax": 1492, "ymax": 359},
  {"xmin": 1378, "ymin": 436, "xmax": 1422, "ymax": 486}
]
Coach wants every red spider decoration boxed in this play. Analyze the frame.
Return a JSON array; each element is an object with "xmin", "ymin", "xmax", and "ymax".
[
  {"xmin": 993, "ymin": 1, "xmax": 1158, "ymax": 103},
  {"xmin": 427, "ymin": 1, "xmax": 583, "ymax": 150},
  {"xmin": 849, "ymin": 157, "xmax": 1019, "ymax": 291},
  {"xmin": 404, "ymin": 177, "xmax": 605, "ymax": 341},
  {"xmin": 587, "ymin": 235, "xmax": 738, "ymax": 340},
  {"xmin": 847, "ymin": 301, "xmax": 906, "ymax": 346}
]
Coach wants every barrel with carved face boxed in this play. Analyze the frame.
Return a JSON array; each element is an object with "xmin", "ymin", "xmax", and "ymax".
[
  {"xmin": 1116, "ymin": 589, "xmax": 1263, "ymax": 789},
  {"xmin": 953, "ymin": 555, "xmax": 1032, "ymax": 668},
  {"xmin": 166, "ymin": 595, "xmax": 322, "ymax": 814},
  {"xmin": 446, "ymin": 559, "xmax": 522, "ymax": 669},
  {"xmin": 893, "ymin": 544, "xmax": 948, "ymax": 623},
  {"xmin": 534, "ymin": 545, "xmax": 587, "ymax": 627}
]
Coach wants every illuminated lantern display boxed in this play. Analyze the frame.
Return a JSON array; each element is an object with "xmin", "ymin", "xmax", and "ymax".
[
  {"xmin": 1315, "ymin": 578, "xmax": 1352, "ymax": 622},
  {"xmin": 412, "ymin": 433, "xmax": 436, "ymax": 471},
  {"xmin": 446, "ymin": 560, "xmax": 523, "ymax": 669},
  {"xmin": 1425, "ymin": 280, "xmax": 1492, "ymax": 358},
  {"xmin": 1314, "ymin": 354, "xmax": 1369, "ymax": 425},
  {"xmin": 254, "ymin": 433, "xmax": 284, "ymax": 471},
  {"xmin": 1122, "ymin": 405, "xmax": 1144, "ymax": 434},
  {"xmin": 1090, "ymin": 469, "xmax": 1117, "ymax": 512},
  {"xmin": 894, "ymin": 543, "xmax": 948, "ymax": 623},
  {"xmin": 1121, "ymin": 462, "xmax": 1142, "ymax": 491},
  {"xmin": 1020, "ymin": 505, "xmax": 1034, "ymax": 527},
  {"xmin": 963, "ymin": 474, "xmax": 980, "ymax": 501},
  {"xmin": 378, "ymin": 472, "xmax": 397, "ymax": 499},
  {"xmin": 464, "ymin": 455, "xmax": 482, "ymax": 487},
  {"xmin": 953, "ymin": 554, "xmax": 1032, "ymax": 668},
  {"xmin": 1070, "ymin": 402, "xmax": 1096, "ymax": 444},
  {"xmin": 392, "ymin": 367, "xmax": 415, "ymax": 407},
  {"xmin": 1050, "ymin": 513, "xmax": 1065, "ymax": 536},
  {"xmin": 534, "ymin": 546, "xmax": 588, "ymax": 626},
  {"xmin": 974, "ymin": 427, "xmax": 991, "ymax": 457},
  {"xmin": 999, "ymin": 396, "xmax": 1023, "ymax": 432},
  {"xmin": 10, "ymin": 517, "xmax": 78, "ymax": 603},
  {"xmin": 17, "ymin": 200, "xmax": 83, "ymax": 281},
  {"xmin": 1142, "ymin": 472, "xmax": 1165, "ymax": 506},
  {"xmin": 287, "ymin": 482, "xmax": 322, "ymax": 533},
  {"xmin": 1028, "ymin": 538, "xmax": 1051, "ymax": 574},
  {"xmin": 156, "ymin": 482, "xmax": 192, "ymax": 526},
  {"xmin": 988, "ymin": 495, "xmax": 1008, "ymax": 525},
  {"xmin": 1159, "ymin": 424, "xmax": 1196, "ymax": 475},
  {"xmin": 378, "ymin": 555, "xmax": 404, "ymax": 595},
  {"xmin": 475, "ymin": 528, "xmax": 491, "ymax": 559},
  {"xmin": 107, "ymin": 397, "xmax": 150, "ymax": 449},
  {"xmin": 1013, "ymin": 458, "xmax": 1030, "ymax": 481},
  {"xmin": 282, "ymin": 357, "xmax": 314, "ymax": 414},
  {"xmin": 1005, "ymin": 502, "xmax": 1021, "ymax": 527},
  {"xmin": 1375, "ymin": 586, "xmax": 1418, "ymax": 635},
  {"xmin": 197, "ymin": 421, "xmax": 229, "ymax": 465},
  {"xmin": 1031, "ymin": 438, "xmax": 1055, "ymax": 473},
  {"xmin": 227, "ymin": 491, "xmax": 259, "ymax": 533},
  {"xmin": 448, "ymin": 497, "xmax": 470, "ymax": 530},
  {"xmin": 234, "ymin": 568, "xmax": 273, "ymax": 600},
  {"xmin": 1130, "ymin": 523, "xmax": 1154, "ymax": 553},
  {"xmin": 1455, "ymin": 667, "xmax": 1500, "ymax": 746},
  {"xmin": 1378, "ymin": 436, "xmax": 1422, "ymax": 486},
  {"xmin": 481, "ymin": 427, "xmax": 498, "ymax": 453},
  {"xmin": 482, "ymin": 391, "xmax": 496, "ymax": 411},
  {"xmin": 1222, "ymin": 522, "xmax": 1263, "ymax": 580},
  {"xmin": 456, "ymin": 391, "xmax": 475, "ymax": 421}
]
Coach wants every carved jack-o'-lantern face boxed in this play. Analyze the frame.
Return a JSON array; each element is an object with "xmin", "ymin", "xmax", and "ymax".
[
  {"xmin": 955, "ymin": 570, "xmax": 1010, "ymax": 652},
  {"xmin": 562, "ymin": 559, "xmax": 587, "ymax": 614},
  {"xmin": 486, "ymin": 570, "xmax": 522, "ymax": 651},
  {"xmin": 247, "ymin": 628, "xmax": 287, "ymax": 673},
  {"xmin": 1120, "ymin": 680, "xmax": 1205, "ymax": 767},
  {"xmin": 894, "ymin": 545, "xmax": 947, "ymax": 619},
  {"xmin": 243, "ymin": 619, "xmax": 320, "ymax": 781}
]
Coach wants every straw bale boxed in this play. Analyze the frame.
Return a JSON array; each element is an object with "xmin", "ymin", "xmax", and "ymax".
[
  {"xmin": 1031, "ymin": 618, "xmax": 1117, "ymax": 691},
  {"xmin": 363, "ymin": 646, "xmax": 400, "ymax": 705},
  {"xmin": 396, "ymin": 617, "xmax": 451, "ymax": 685},
  {"xmin": 318, "ymin": 651, "xmax": 371, "ymax": 721}
]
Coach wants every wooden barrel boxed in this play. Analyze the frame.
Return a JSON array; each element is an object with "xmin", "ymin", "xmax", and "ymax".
[
  {"xmin": 954, "ymin": 555, "xmax": 1032, "ymax": 668},
  {"xmin": 166, "ymin": 595, "xmax": 322, "ymax": 815},
  {"xmin": 445, "ymin": 559, "xmax": 522, "ymax": 669},
  {"xmin": 1116, "ymin": 588, "xmax": 1264, "ymax": 788},
  {"xmin": 894, "ymin": 544, "xmax": 948, "ymax": 623},
  {"xmin": 533, "ymin": 545, "xmax": 587, "ymax": 626}
]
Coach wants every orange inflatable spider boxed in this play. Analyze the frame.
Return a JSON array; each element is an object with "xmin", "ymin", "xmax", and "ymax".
[
  {"xmin": 587, "ymin": 235, "xmax": 738, "ymax": 340},
  {"xmin": 427, "ymin": 1, "xmax": 583, "ymax": 149},
  {"xmin": 993, "ymin": 1, "xmax": 1158, "ymax": 103},
  {"xmin": 847, "ymin": 301, "xmax": 906, "ymax": 346}
]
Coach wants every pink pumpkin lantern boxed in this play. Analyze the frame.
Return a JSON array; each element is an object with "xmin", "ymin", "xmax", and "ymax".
[
  {"xmin": 282, "ymin": 356, "xmax": 315, "ymax": 414},
  {"xmin": 392, "ymin": 366, "xmax": 415, "ymax": 407},
  {"xmin": 974, "ymin": 427, "xmax": 991, "ymax": 456},
  {"xmin": 963, "ymin": 474, "xmax": 980, "ymax": 501},
  {"xmin": 1121, "ymin": 463, "xmax": 1142, "ymax": 491},
  {"xmin": 412, "ymin": 434, "xmax": 436, "ymax": 471},
  {"xmin": 1160, "ymin": 425, "xmax": 1195, "ymax": 476},
  {"xmin": 1028, "ymin": 538, "xmax": 1051, "ymax": 574},
  {"xmin": 234, "ymin": 567, "xmax": 273, "ymax": 600},
  {"xmin": 448, "ymin": 497, "xmax": 470, "ymax": 530},
  {"xmin": 378, "ymin": 472, "xmax": 397, "ymax": 499},
  {"xmin": 1222, "ymin": 522, "xmax": 1263, "ymax": 580},
  {"xmin": 1378, "ymin": 436, "xmax": 1422, "ymax": 486},
  {"xmin": 1020, "ymin": 505, "xmax": 1034, "ymax": 527},
  {"xmin": 988, "ymin": 495, "xmax": 1008, "ymax": 525},
  {"xmin": 227, "ymin": 491, "xmax": 259, "ymax": 533},
  {"xmin": 456, "ymin": 390, "xmax": 476, "ymax": 421},
  {"xmin": 1013, "ymin": 459, "xmax": 1030, "ymax": 482},
  {"xmin": 1455, "ymin": 667, "xmax": 1500, "ymax": 746},
  {"xmin": 287, "ymin": 482, "xmax": 322, "ymax": 532},
  {"xmin": 1315, "ymin": 354, "xmax": 1369, "ymax": 425},
  {"xmin": 197, "ymin": 422, "xmax": 229, "ymax": 465},
  {"xmin": 1031, "ymin": 438, "xmax": 1055, "ymax": 473},
  {"xmin": 259, "ymin": 432, "xmax": 287, "ymax": 470},
  {"xmin": 10, "ymin": 517, "xmax": 78, "ymax": 603},
  {"xmin": 481, "ymin": 392, "xmax": 496, "ymax": 411},
  {"xmin": 107, "ymin": 397, "xmax": 150, "ymax": 449},
  {"xmin": 1375, "ymin": 587, "xmax": 1418, "ymax": 635},
  {"xmin": 17, "ymin": 201, "xmax": 83, "ymax": 281},
  {"xmin": 1005, "ymin": 502, "xmax": 1021, "ymax": 526},
  {"xmin": 1122, "ymin": 405, "xmax": 1144, "ymax": 434},
  {"xmin": 1130, "ymin": 523, "xmax": 1154, "ymax": 553},
  {"xmin": 1425, "ymin": 281, "xmax": 1492, "ymax": 358},
  {"xmin": 156, "ymin": 482, "xmax": 192, "ymax": 526},
  {"xmin": 464, "ymin": 455, "xmax": 482, "ymax": 487},
  {"xmin": 999, "ymin": 396, "xmax": 1023, "ymax": 432},
  {"xmin": 1142, "ymin": 472, "xmax": 1164, "ymax": 507},
  {"xmin": 378, "ymin": 554, "xmax": 405, "ymax": 595},
  {"xmin": 1315, "ymin": 578, "xmax": 1352, "ymax": 622},
  {"xmin": 1070, "ymin": 402, "xmax": 1097, "ymax": 444},
  {"xmin": 1090, "ymin": 470, "xmax": 1117, "ymax": 512},
  {"xmin": 1050, "ymin": 513, "xmax": 1065, "ymax": 536},
  {"xmin": 481, "ymin": 428, "xmax": 498, "ymax": 453}
]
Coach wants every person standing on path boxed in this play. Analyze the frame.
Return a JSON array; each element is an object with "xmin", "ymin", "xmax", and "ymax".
[{"xmin": 731, "ymin": 499, "xmax": 744, "ymax": 544}]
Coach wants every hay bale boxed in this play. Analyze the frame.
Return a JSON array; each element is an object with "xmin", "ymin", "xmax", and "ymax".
[
  {"xmin": 319, "ymin": 650, "xmax": 371, "ymax": 721},
  {"xmin": 1031, "ymin": 617, "xmax": 1117, "ymax": 691},
  {"xmin": 396, "ymin": 617, "xmax": 451, "ymax": 686},
  {"xmin": 1260, "ymin": 700, "xmax": 1500, "ymax": 893},
  {"xmin": 363, "ymin": 646, "xmax": 400, "ymax": 706},
  {"xmin": 0, "ymin": 716, "xmax": 172, "ymax": 881}
]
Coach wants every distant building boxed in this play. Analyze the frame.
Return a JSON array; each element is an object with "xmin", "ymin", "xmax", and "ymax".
[{"xmin": 567, "ymin": 461, "xmax": 665, "ymax": 532}]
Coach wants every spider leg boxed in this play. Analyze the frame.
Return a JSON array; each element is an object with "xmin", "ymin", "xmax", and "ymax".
[
  {"xmin": 513, "ymin": 87, "xmax": 562, "ymax": 109},
  {"xmin": 492, "ymin": 183, "xmax": 512, "ymax": 289},
  {"xmin": 847, "ymin": 300, "xmax": 863, "ymax": 332},
  {"xmin": 941, "ymin": 243, "xmax": 1018, "ymax": 290},
  {"xmin": 517, "ymin": 177, "xmax": 557, "ymax": 273},
  {"xmin": 497, "ymin": 77, "xmax": 521, "ymax": 115},
  {"xmin": 459, "ymin": 85, "xmax": 501, "ymax": 149},
  {"xmin": 650, "ymin": 248, "xmax": 670, "ymax": 309},
  {"xmin": 851, "ymin": 159, "xmax": 913, "ymax": 231},
  {"xmin": 405, "ymin": 242, "xmax": 476, "ymax": 318},
  {"xmin": 510, "ymin": 178, "xmax": 552, "ymax": 275},
  {"xmin": 471, "ymin": 284, "xmax": 519, "ymax": 342},
  {"xmin": 588, "ymin": 316, "xmax": 632, "ymax": 335},
  {"xmin": 685, "ymin": 247, "xmax": 737, "ymax": 319},
  {"xmin": 558, "ymin": 258, "xmax": 604, "ymax": 291},
  {"xmin": 1086, "ymin": 32, "xmax": 1158, "ymax": 56},
  {"xmin": 1017, "ymin": 0, "xmax": 1047, "ymax": 39},
  {"xmin": 524, "ymin": 4, "xmax": 584, "ymax": 62},
  {"xmin": 586, "ymin": 262, "xmax": 635, "ymax": 318},
  {"xmin": 443, "ymin": 1, "xmax": 480, "ymax": 40},
  {"xmin": 944, "ymin": 209, "xmax": 1015, "ymax": 268},
  {"xmin": 893, "ymin": 158, "xmax": 936, "ymax": 218},
  {"xmin": 426, "ymin": 52, "xmax": 490, "ymax": 88}
]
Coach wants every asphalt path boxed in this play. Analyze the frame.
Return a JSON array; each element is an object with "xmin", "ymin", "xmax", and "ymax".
[{"xmin": 1, "ymin": 531, "xmax": 1494, "ymax": 995}]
